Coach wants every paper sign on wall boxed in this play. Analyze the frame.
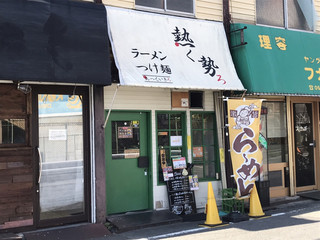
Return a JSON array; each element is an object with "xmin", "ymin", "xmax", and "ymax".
[{"xmin": 170, "ymin": 136, "xmax": 182, "ymax": 147}]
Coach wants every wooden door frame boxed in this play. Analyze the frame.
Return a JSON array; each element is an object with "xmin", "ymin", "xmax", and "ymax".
[
  {"xmin": 269, "ymin": 162, "xmax": 289, "ymax": 198},
  {"xmin": 290, "ymin": 97, "xmax": 319, "ymax": 193},
  {"xmin": 259, "ymin": 99, "xmax": 290, "ymax": 198}
]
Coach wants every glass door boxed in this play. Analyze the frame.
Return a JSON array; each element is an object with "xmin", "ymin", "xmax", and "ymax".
[
  {"xmin": 261, "ymin": 101, "xmax": 289, "ymax": 198},
  {"xmin": 293, "ymin": 103, "xmax": 316, "ymax": 189},
  {"xmin": 34, "ymin": 87, "xmax": 89, "ymax": 226}
]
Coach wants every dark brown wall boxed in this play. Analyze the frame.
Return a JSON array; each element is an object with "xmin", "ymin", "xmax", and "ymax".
[
  {"xmin": 0, "ymin": 85, "xmax": 27, "ymax": 116},
  {"xmin": 0, "ymin": 147, "xmax": 34, "ymax": 229},
  {"xmin": 0, "ymin": 84, "xmax": 33, "ymax": 230}
]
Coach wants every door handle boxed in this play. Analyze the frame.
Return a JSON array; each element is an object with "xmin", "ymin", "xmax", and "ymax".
[
  {"xmin": 309, "ymin": 140, "xmax": 316, "ymax": 147},
  {"xmin": 37, "ymin": 147, "xmax": 42, "ymax": 184}
]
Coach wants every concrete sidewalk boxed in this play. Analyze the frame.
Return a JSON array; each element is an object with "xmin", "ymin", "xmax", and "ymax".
[
  {"xmin": 1, "ymin": 196, "xmax": 318, "ymax": 240},
  {"xmin": 94, "ymin": 197, "xmax": 319, "ymax": 240}
]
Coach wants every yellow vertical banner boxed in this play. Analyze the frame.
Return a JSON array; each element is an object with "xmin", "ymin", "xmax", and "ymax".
[{"xmin": 227, "ymin": 99, "xmax": 262, "ymax": 197}]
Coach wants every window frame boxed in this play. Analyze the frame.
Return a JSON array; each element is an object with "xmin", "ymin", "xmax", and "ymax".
[
  {"xmin": 261, "ymin": 100, "xmax": 290, "ymax": 189},
  {"xmin": 0, "ymin": 84, "xmax": 30, "ymax": 148},
  {"xmin": 256, "ymin": 0, "xmax": 316, "ymax": 32},
  {"xmin": 189, "ymin": 91, "xmax": 204, "ymax": 109},
  {"xmin": 111, "ymin": 120, "xmax": 142, "ymax": 160},
  {"xmin": 261, "ymin": 101, "xmax": 289, "ymax": 165},
  {"xmin": 135, "ymin": 0, "xmax": 195, "ymax": 17},
  {"xmin": 190, "ymin": 111, "xmax": 220, "ymax": 181},
  {"xmin": 0, "ymin": 115, "xmax": 29, "ymax": 147},
  {"xmin": 156, "ymin": 111, "xmax": 187, "ymax": 185}
]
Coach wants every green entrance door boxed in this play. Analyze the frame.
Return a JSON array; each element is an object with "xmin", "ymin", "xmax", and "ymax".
[{"xmin": 105, "ymin": 112, "xmax": 150, "ymax": 214}]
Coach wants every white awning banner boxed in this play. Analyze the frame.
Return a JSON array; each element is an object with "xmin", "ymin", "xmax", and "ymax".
[{"xmin": 106, "ymin": 7, "xmax": 245, "ymax": 90}]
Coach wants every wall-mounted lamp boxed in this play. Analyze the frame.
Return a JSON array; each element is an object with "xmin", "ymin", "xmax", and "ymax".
[{"xmin": 17, "ymin": 82, "xmax": 32, "ymax": 94}]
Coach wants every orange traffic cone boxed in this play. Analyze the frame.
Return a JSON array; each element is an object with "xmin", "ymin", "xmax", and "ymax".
[
  {"xmin": 248, "ymin": 183, "xmax": 265, "ymax": 217},
  {"xmin": 203, "ymin": 182, "xmax": 223, "ymax": 226}
]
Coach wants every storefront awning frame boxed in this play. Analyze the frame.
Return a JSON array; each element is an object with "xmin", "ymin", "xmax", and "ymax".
[
  {"xmin": 230, "ymin": 23, "xmax": 320, "ymax": 96},
  {"xmin": 106, "ymin": 7, "xmax": 244, "ymax": 91},
  {"xmin": 0, "ymin": 0, "xmax": 111, "ymax": 86}
]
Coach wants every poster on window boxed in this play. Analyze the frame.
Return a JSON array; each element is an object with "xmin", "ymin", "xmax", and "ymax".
[
  {"xmin": 227, "ymin": 99, "xmax": 263, "ymax": 197},
  {"xmin": 39, "ymin": 95, "xmax": 82, "ymax": 116},
  {"xmin": 189, "ymin": 175, "xmax": 199, "ymax": 190},
  {"xmin": 172, "ymin": 157, "xmax": 187, "ymax": 169},
  {"xmin": 163, "ymin": 166, "xmax": 173, "ymax": 181},
  {"xmin": 192, "ymin": 147, "xmax": 203, "ymax": 158},
  {"xmin": 118, "ymin": 126, "xmax": 133, "ymax": 139},
  {"xmin": 170, "ymin": 136, "xmax": 182, "ymax": 147}
]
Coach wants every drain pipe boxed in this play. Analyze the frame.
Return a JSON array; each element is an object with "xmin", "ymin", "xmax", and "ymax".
[
  {"xmin": 90, "ymin": 84, "xmax": 96, "ymax": 223},
  {"xmin": 223, "ymin": 0, "xmax": 232, "ymax": 189},
  {"xmin": 223, "ymin": 0, "xmax": 231, "ymax": 45}
]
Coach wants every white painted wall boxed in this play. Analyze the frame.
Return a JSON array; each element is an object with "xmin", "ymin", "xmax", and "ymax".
[{"xmin": 104, "ymin": 84, "xmax": 223, "ymax": 210}]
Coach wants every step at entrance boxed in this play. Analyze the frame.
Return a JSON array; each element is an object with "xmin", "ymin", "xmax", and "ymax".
[{"xmin": 106, "ymin": 210, "xmax": 182, "ymax": 233}]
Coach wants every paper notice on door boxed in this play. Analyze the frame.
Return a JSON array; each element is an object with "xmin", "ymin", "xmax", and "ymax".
[{"xmin": 49, "ymin": 129, "xmax": 67, "ymax": 141}]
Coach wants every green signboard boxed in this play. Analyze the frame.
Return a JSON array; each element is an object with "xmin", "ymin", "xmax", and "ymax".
[{"xmin": 231, "ymin": 23, "xmax": 320, "ymax": 95}]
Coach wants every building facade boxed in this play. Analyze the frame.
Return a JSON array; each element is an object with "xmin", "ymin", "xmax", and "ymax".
[
  {"xmin": 103, "ymin": 1, "xmax": 244, "ymax": 215},
  {"xmin": 229, "ymin": 0, "xmax": 320, "ymax": 199},
  {"xmin": 0, "ymin": 0, "xmax": 110, "ymax": 231},
  {"xmin": 0, "ymin": 0, "xmax": 242, "ymax": 232},
  {"xmin": 5, "ymin": 0, "xmax": 313, "ymax": 233}
]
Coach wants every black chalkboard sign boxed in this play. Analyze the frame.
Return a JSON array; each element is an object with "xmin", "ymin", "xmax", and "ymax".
[
  {"xmin": 167, "ymin": 177, "xmax": 189, "ymax": 192},
  {"xmin": 166, "ymin": 170, "xmax": 196, "ymax": 215}
]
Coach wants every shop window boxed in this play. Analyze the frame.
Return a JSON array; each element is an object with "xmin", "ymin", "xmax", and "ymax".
[
  {"xmin": 269, "ymin": 170, "xmax": 283, "ymax": 187},
  {"xmin": 157, "ymin": 112, "xmax": 186, "ymax": 183},
  {"xmin": 256, "ymin": 0, "xmax": 315, "ymax": 31},
  {"xmin": 112, "ymin": 121, "xmax": 141, "ymax": 159},
  {"xmin": 191, "ymin": 112, "xmax": 219, "ymax": 180},
  {"xmin": 136, "ymin": 0, "xmax": 194, "ymax": 15},
  {"xmin": 259, "ymin": 101, "xmax": 289, "ymax": 187},
  {"xmin": 0, "ymin": 119, "xmax": 26, "ymax": 145},
  {"xmin": 0, "ymin": 84, "xmax": 28, "ymax": 146},
  {"xmin": 261, "ymin": 102, "xmax": 288, "ymax": 164}
]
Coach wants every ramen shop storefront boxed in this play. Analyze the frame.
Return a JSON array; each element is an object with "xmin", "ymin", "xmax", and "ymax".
[{"xmin": 104, "ymin": 7, "xmax": 245, "ymax": 215}]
